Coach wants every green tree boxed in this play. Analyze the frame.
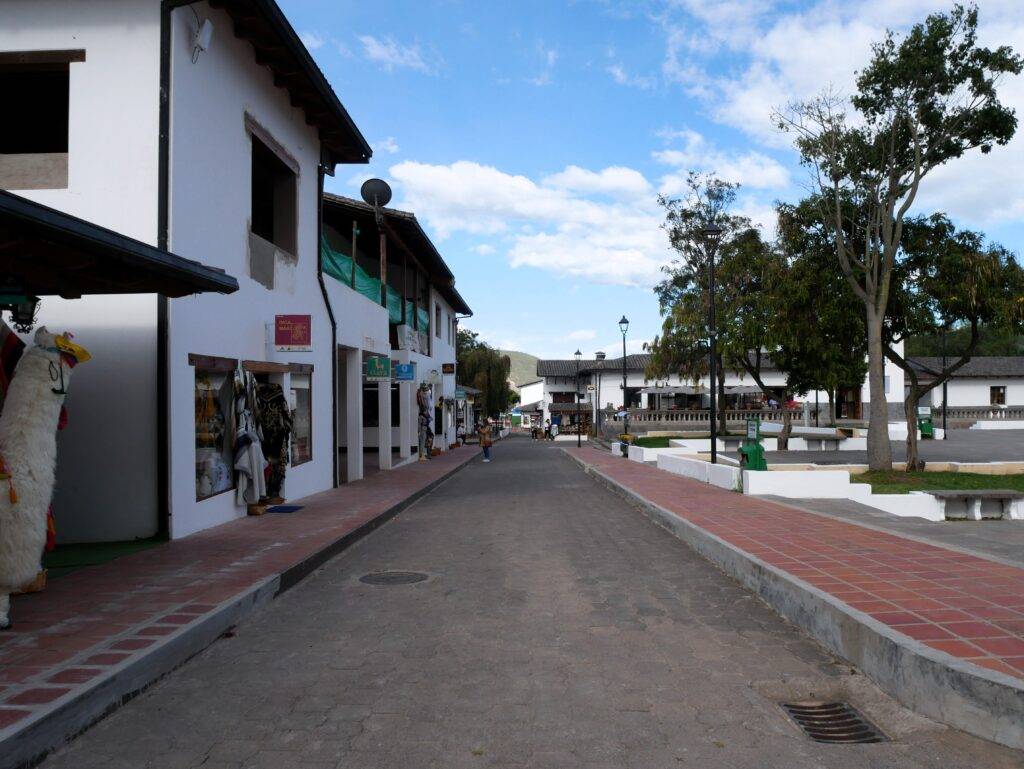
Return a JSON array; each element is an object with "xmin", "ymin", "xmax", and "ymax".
[
  {"xmin": 777, "ymin": 4, "xmax": 1022, "ymax": 470},
  {"xmin": 456, "ymin": 328, "xmax": 515, "ymax": 419},
  {"xmin": 774, "ymin": 199, "xmax": 868, "ymax": 425},
  {"xmin": 884, "ymin": 214, "xmax": 1024, "ymax": 469}
]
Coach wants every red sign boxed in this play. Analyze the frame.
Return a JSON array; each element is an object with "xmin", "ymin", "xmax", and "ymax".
[
  {"xmin": 441, "ymin": 362, "xmax": 455, "ymax": 375},
  {"xmin": 275, "ymin": 315, "xmax": 312, "ymax": 352}
]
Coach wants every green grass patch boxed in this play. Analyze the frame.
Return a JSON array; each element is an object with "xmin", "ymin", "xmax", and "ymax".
[
  {"xmin": 632, "ymin": 436, "xmax": 679, "ymax": 448},
  {"xmin": 852, "ymin": 471, "xmax": 1024, "ymax": 495}
]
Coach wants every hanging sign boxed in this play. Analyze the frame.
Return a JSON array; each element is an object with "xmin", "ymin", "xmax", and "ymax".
[
  {"xmin": 274, "ymin": 315, "xmax": 312, "ymax": 352},
  {"xmin": 394, "ymin": 363, "xmax": 415, "ymax": 381},
  {"xmin": 441, "ymin": 362, "xmax": 455, "ymax": 375},
  {"xmin": 365, "ymin": 356, "xmax": 391, "ymax": 382},
  {"xmin": 454, "ymin": 388, "xmax": 467, "ymax": 400}
]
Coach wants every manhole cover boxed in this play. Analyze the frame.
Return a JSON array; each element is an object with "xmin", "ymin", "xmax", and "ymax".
[
  {"xmin": 782, "ymin": 702, "xmax": 886, "ymax": 744},
  {"xmin": 359, "ymin": 571, "xmax": 429, "ymax": 585}
]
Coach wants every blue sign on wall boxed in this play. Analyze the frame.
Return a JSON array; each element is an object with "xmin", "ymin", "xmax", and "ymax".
[{"xmin": 394, "ymin": 363, "xmax": 415, "ymax": 381}]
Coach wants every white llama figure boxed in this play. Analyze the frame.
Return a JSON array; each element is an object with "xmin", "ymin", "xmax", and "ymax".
[{"xmin": 0, "ymin": 327, "xmax": 90, "ymax": 629}]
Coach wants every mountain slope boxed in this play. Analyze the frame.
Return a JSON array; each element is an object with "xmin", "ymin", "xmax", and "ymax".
[{"xmin": 499, "ymin": 350, "xmax": 540, "ymax": 389}]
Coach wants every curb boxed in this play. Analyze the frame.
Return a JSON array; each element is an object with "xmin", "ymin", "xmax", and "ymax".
[
  {"xmin": 2, "ymin": 454, "xmax": 476, "ymax": 769},
  {"xmin": 564, "ymin": 449, "xmax": 1024, "ymax": 750}
]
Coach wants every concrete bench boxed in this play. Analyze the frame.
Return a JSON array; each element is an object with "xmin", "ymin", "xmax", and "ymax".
[
  {"xmin": 802, "ymin": 437, "xmax": 841, "ymax": 451},
  {"xmin": 925, "ymin": 490, "xmax": 1024, "ymax": 521}
]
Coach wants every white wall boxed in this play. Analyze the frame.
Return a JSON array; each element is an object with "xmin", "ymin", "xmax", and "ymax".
[
  {"xmin": 165, "ymin": 3, "xmax": 333, "ymax": 538},
  {"xmin": 518, "ymin": 380, "xmax": 543, "ymax": 407},
  {"xmin": 0, "ymin": 0, "xmax": 162, "ymax": 542},
  {"xmin": 926, "ymin": 379, "xmax": 1024, "ymax": 408}
]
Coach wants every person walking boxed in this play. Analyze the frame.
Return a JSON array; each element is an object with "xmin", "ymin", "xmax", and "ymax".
[
  {"xmin": 479, "ymin": 418, "xmax": 494, "ymax": 463},
  {"xmin": 544, "ymin": 419, "xmax": 552, "ymax": 441}
]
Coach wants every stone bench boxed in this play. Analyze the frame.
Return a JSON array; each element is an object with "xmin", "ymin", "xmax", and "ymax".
[{"xmin": 925, "ymin": 490, "xmax": 1024, "ymax": 521}]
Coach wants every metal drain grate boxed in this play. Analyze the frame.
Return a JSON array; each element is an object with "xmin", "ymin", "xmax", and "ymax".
[
  {"xmin": 360, "ymin": 571, "xmax": 429, "ymax": 585},
  {"xmin": 782, "ymin": 702, "xmax": 886, "ymax": 744}
]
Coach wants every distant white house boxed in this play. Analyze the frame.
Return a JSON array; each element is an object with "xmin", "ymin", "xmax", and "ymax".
[{"xmin": 911, "ymin": 357, "xmax": 1024, "ymax": 408}]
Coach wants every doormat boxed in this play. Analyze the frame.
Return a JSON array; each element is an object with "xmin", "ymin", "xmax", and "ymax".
[{"xmin": 267, "ymin": 505, "xmax": 304, "ymax": 514}]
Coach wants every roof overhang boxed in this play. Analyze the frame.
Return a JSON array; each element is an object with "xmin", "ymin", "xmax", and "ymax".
[
  {"xmin": 322, "ymin": 193, "xmax": 472, "ymax": 315},
  {"xmin": 203, "ymin": 0, "xmax": 372, "ymax": 169},
  {"xmin": 0, "ymin": 191, "xmax": 239, "ymax": 298}
]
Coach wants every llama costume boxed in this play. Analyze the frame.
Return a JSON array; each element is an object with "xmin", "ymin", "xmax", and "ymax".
[{"xmin": 0, "ymin": 327, "xmax": 89, "ymax": 629}]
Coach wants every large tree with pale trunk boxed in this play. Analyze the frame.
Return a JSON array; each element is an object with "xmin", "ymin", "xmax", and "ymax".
[{"xmin": 776, "ymin": 4, "xmax": 1022, "ymax": 470}]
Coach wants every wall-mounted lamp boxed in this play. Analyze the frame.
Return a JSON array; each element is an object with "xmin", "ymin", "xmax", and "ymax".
[{"xmin": 192, "ymin": 18, "xmax": 214, "ymax": 63}]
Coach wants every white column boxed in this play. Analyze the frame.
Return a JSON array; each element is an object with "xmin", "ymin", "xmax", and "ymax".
[
  {"xmin": 398, "ymin": 381, "xmax": 412, "ymax": 459},
  {"xmin": 378, "ymin": 380, "xmax": 392, "ymax": 470},
  {"xmin": 345, "ymin": 348, "xmax": 363, "ymax": 482}
]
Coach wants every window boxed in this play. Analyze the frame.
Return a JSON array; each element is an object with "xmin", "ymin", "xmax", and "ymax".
[
  {"xmin": 290, "ymin": 374, "xmax": 312, "ymax": 465},
  {"xmin": 362, "ymin": 383, "xmax": 401, "ymax": 428},
  {"xmin": 435, "ymin": 305, "xmax": 442, "ymax": 338},
  {"xmin": 250, "ymin": 135, "xmax": 297, "ymax": 254},
  {"xmin": 195, "ymin": 369, "xmax": 235, "ymax": 501},
  {"xmin": 0, "ymin": 52, "xmax": 81, "ymax": 190},
  {"xmin": 991, "ymin": 386, "xmax": 1006, "ymax": 406}
]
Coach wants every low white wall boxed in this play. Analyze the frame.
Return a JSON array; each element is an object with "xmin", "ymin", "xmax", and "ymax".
[
  {"xmin": 656, "ymin": 454, "xmax": 740, "ymax": 490},
  {"xmin": 743, "ymin": 470, "xmax": 853, "ymax": 498},
  {"xmin": 971, "ymin": 420, "xmax": 1024, "ymax": 430}
]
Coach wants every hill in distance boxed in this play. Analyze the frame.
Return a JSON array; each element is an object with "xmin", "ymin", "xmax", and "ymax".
[{"xmin": 499, "ymin": 350, "xmax": 540, "ymax": 389}]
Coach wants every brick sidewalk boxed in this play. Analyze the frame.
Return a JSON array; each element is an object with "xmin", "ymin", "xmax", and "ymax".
[
  {"xmin": 0, "ymin": 447, "xmax": 476, "ymax": 759},
  {"xmin": 567, "ymin": 447, "xmax": 1024, "ymax": 680}
]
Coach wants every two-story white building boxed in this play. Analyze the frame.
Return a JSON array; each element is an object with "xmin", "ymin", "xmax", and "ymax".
[
  {"xmin": 1, "ymin": 0, "xmax": 374, "ymax": 541},
  {"xmin": 320, "ymin": 194, "xmax": 471, "ymax": 480}
]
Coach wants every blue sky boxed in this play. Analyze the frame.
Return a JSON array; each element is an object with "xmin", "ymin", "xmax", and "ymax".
[{"xmin": 281, "ymin": 0, "xmax": 1024, "ymax": 359}]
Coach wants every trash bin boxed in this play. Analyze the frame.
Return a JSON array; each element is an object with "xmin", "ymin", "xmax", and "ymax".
[
  {"xmin": 739, "ymin": 440, "xmax": 767, "ymax": 471},
  {"xmin": 918, "ymin": 406, "xmax": 934, "ymax": 439}
]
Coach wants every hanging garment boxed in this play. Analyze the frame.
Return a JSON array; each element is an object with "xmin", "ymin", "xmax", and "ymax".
[
  {"xmin": 255, "ymin": 382, "xmax": 292, "ymax": 499},
  {"xmin": 0, "ymin": 320, "xmax": 25, "ymax": 413},
  {"xmin": 232, "ymin": 368, "xmax": 268, "ymax": 505}
]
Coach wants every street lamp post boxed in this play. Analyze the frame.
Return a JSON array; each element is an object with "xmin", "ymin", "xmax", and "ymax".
[
  {"xmin": 702, "ymin": 225, "xmax": 724, "ymax": 464},
  {"xmin": 942, "ymin": 322, "xmax": 948, "ymax": 440},
  {"xmin": 619, "ymin": 316, "xmax": 629, "ymax": 451},
  {"xmin": 574, "ymin": 349, "xmax": 582, "ymax": 448}
]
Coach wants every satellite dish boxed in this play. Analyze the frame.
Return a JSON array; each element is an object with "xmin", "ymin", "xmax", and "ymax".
[{"xmin": 360, "ymin": 178, "xmax": 392, "ymax": 208}]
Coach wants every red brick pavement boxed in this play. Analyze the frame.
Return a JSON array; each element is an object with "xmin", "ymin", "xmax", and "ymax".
[
  {"xmin": 569, "ymin": 447, "xmax": 1024, "ymax": 680},
  {"xmin": 0, "ymin": 447, "xmax": 476, "ymax": 736}
]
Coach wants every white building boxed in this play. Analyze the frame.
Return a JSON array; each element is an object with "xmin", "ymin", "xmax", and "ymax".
[
  {"xmin": 320, "ymin": 194, "xmax": 471, "ymax": 480},
  {"xmin": 912, "ymin": 357, "xmax": 1024, "ymax": 408},
  {"xmin": 0, "ymin": 0, "xmax": 375, "ymax": 541},
  {"xmin": 534, "ymin": 349, "xmax": 907, "ymax": 429}
]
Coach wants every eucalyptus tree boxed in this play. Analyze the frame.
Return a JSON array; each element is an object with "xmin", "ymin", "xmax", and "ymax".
[{"xmin": 776, "ymin": 4, "xmax": 1022, "ymax": 470}]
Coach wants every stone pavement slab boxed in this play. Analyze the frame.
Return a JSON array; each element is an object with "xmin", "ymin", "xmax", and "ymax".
[
  {"xmin": 35, "ymin": 436, "xmax": 1022, "ymax": 769},
  {"xmin": 565, "ymin": 445, "xmax": 1024, "ymax": 748},
  {"xmin": 769, "ymin": 496, "xmax": 1024, "ymax": 569},
  {"xmin": 0, "ymin": 446, "xmax": 477, "ymax": 769}
]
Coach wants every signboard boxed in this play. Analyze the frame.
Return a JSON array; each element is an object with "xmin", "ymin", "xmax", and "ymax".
[
  {"xmin": 586, "ymin": 384, "xmax": 595, "ymax": 391},
  {"xmin": 441, "ymin": 362, "xmax": 455, "ymax": 375},
  {"xmin": 746, "ymin": 418, "xmax": 760, "ymax": 440},
  {"xmin": 394, "ymin": 363, "xmax": 415, "ymax": 382},
  {"xmin": 454, "ymin": 388, "xmax": 467, "ymax": 400},
  {"xmin": 365, "ymin": 356, "xmax": 391, "ymax": 382},
  {"xmin": 274, "ymin": 314, "xmax": 312, "ymax": 352},
  {"xmin": 917, "ymin": 405, "xmax": 932, "ymax": 417}
]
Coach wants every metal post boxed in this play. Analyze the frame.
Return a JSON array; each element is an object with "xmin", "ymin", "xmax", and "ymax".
[
  {"xmin": 350, "ymin": 219, "xmax": 358, "ymax": 288},
  {"xmin": 575, "ymin": 356, "xmax": 581, "ymax": 448},
  {"xmin": 815, "ymin": 390, "xmax": 819, "ymax": 427},
  {"xmin": 709, "ymin": 245, "xmax": 717, "ymax": 465},
  {"xmin": 622, "ymin": 333, "xmax": 628, "ymax": 440},
  {"xmin": 942, "ymin": 324, "xmax": 948, "ymax": 440}
]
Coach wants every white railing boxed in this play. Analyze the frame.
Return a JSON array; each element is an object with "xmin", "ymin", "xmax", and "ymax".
[
  {"xmin": 936, "ymin": 405, "xmax": 1024, "ymax": 420},
  {"xmin": 605, "ymin": 408, "xmax": 801, "ymax": 424}
]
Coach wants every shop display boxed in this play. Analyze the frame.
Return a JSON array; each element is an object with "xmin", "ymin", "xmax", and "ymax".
[
  {"xmin": 290, "ymin": 374, "xmax": 311, "ymax": 465},
  {"xmin": 256, "ymin": 381, "xmax": 292, "ymax": 500},
  {"xmin": 233, "ymin": 367, "xmax": 267, "ymax": 506},
  {"xmin": 195, "ymin": 370, "xmax": 234, "ymax": 500},
  {"xmin": 416, "ymin": 381, "xmax": 434, "ymax": 461},
  {"xmin": 0, "ymin": 327, "xmax": 90, "ymax": 630}
]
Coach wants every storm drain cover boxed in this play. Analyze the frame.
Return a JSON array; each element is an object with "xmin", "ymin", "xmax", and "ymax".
[
  {"xmin": 782, "ymin": 702, "xmax": 886, "ymax": 744},
  {"xmin": 360, "ymin": 571, "xmax": 429, "ymax": 585}
]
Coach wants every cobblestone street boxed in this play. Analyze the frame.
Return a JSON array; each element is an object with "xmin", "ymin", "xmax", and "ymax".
[{"xmin": 39, "ymin": 438, "xmax": 1023, "ymax": 768}]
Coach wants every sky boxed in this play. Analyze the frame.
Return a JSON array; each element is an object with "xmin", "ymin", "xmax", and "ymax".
[{"xmin": 281, "ymin": 0, "xmax": 1024, "ymax": 360}]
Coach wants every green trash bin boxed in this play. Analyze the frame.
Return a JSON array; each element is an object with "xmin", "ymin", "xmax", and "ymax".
[
  {"xmin": 739, "ymin": 418, "xmax": 768, "ymax": 471},
  {"xmin": 918, "ymin": 406, "xmax": 934, "ymax": 439}
]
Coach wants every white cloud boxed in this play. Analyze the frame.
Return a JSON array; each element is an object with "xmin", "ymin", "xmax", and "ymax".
[
  {"xmin": 606, "ymin": 63, "xmax": 655, "ymax": 90},
  {"xmin": 653, "ymin": 127, "xmax": 790, "ymax": 192},
  {"xmin": 373, "ymin": 137, "xmax": 400, "ymax": 155},
  {"xmin": 656, "ymin": 0, "xmax": 1024, "ymax": 228},
  {"xmin": 564, "ymin": 329, "xmax": 597, "ymax": 342},
  {"xmin": 472, "ymin": 244, "xmax": 496, "ymax": 256},
  {"xmin": 300, "ymin": 31, "xmax": 325, "ymax": 51},
  {"xmin": 389, "ymin": 160, "xmax": 670, "ymax": 287},
  {"xmin": 359, "ymin": 35, "xmax": 436, "ymax": 74},
  {"xmin": 527, "ymin": 42, "xmax": 558, "ymax": 86}
]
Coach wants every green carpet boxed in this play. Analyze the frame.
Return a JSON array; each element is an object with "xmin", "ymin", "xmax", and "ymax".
[{"xmin": 43, "ymin": 537, "xmax": 165, "ymax": 579}]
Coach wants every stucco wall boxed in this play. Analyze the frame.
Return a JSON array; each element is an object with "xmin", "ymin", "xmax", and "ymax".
[
  {"xmin": 0, "ymin": 0, "xmax": 162, "ymax": 542},
  {"xmin": 165, "ymin": 3, "xmax": 335, "ymax": 538},
  {"xmin": 926, "ymin": 379, "xmax": 1024, "ymax": 408}
]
